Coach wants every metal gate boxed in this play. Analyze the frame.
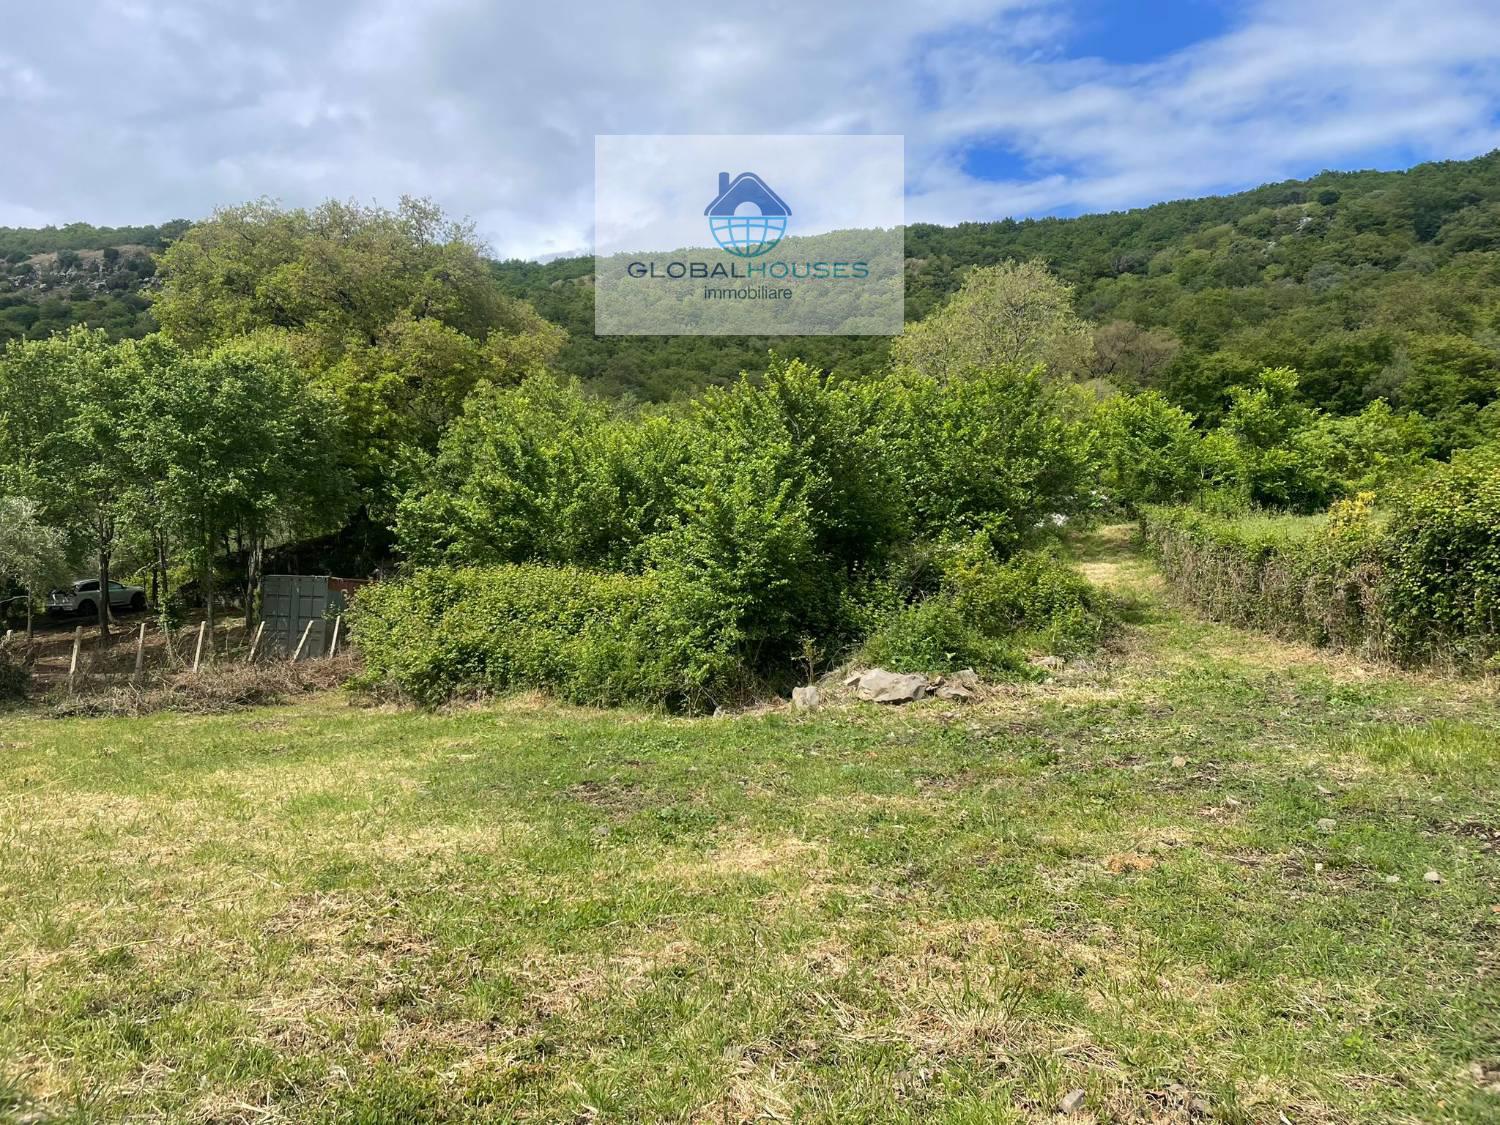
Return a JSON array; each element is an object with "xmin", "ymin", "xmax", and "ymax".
[{"xmin": 260, "ymin": 575, "xmax": 336, "ymax": 658}]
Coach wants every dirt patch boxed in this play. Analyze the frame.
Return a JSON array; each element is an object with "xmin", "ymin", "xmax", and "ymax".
[{"xmin": 567, "ymin": 777, "xmax": 653, "ymax": 817}]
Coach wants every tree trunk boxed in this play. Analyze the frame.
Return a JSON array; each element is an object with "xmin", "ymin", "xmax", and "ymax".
[
  {"xmin": 155, "ymin": 533, "xmax": 170, "ymax": 604},
  {"xmin": 203, "ymin": 534, "xmax": 216, "ymax": 636},
  {"xmin": 97, "ymin": 549, "xmax": 112, "ymax": 645},
  {"xmin": 244, "ymin": 537, "xmax": 263, "ymax": 631},
  {"xmin": 25, "ymin": 590, "xmax": 32, "ymax": 640}
]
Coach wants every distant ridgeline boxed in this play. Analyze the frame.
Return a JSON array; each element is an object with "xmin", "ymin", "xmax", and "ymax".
[
  {"xmin": 0, "ymin": 220, "xmax": 191, "ymax": 344},
  {"xmin": 8, "ymin": 149, "xmax": 1500, "ymax": 428}
]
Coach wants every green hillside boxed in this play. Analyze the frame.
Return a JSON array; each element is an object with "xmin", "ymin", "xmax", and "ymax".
[
  {"xmin": 0, "ymin": 220, "xmax": 190, "ymax": 344},
  {"xmin": 494, "ymin": 152, "xmax": 1500, "ymax": 433},
  {"xmin": 6, "ymin": 152, "xmax": 1500, "ymax": 433}
]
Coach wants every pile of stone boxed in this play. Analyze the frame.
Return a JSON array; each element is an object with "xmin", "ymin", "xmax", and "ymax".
[{"xmin": 790, "ymin": 667, "xmax": 981, "ymax": 710}]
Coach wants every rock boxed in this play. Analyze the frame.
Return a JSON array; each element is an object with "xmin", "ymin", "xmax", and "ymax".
[
  {"xmin": 1029, "ymin": 654, "xmax": 1065, "ymax": 671},
  {"xmin": 1316, "ymin": 817, "xmax": 1337, "ymax": 833},
  {"xmin": 791, "ymin": 685, "xmax": 821, "ymax": 711},
  {"xmin": 855, "ymin": 669, "xmax": 929, "ymax": 704},
  {"xmin": 841, "ymin": 669, "xmax": 865, "ymax": 688},
  {"xmin": 1059, "ymin": 1088, "xmax": 1087, "ymax": 1113},
  {"xmin": 949, "ymin": 667, "xmax": 980, "ymax": 688},
  {"xmin": 1314, "ymin": 862, "xmax": 1324, "ymax": 872},
  {"xmin": 935, "ymin": 682, "xmax": 974, "ymax": 702},
  {"xmin": 1188, "ymin": 1096, "xmax": 1213, "ymax": 1118},
  {"xmin": 1385, "ymin": 874, "xmax": 1400, "ymax": 884},
  {"xmin": 1424, "ymin": 870, "xmax": 1443, "ymax": 884},
  {"xmin": 1171, "ymin": 755, "xmax": 1188, "ymax": 768}
]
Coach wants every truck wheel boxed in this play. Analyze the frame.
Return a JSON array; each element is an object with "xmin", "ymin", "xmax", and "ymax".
[
  {"xmin": 130, "ymin": 593, "xmax": 146, "ymax": 611},
  {"xmin": 76, "ymin": 599, "xmax": 96, "ymax": 619}
]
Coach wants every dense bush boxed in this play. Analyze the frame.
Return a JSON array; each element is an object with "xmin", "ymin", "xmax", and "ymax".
[
  {"xmin": 945, "ymin": 542, "xmax": 1113, "ymax": 656},
  {"xmin": 1100, "ymin": 368, "xmax": 1433, "ymax": 514},
  {"xmin": 873, "ymin": 365, "xmax": 1094, "ymax": 552},
  {"xmin": 1142, "ymin": 500, "xmax": 1390, "ymax": 655},
  {"xmin": 350, "ymin": 563, "xmax": 742, "ymax": 709},
  {"xmin": 388, "ymin": 358, "xmax": 1101, "ymax": 700},
  {"xmin": 1146, "ymin": 450, "xmax": 1500, "ymax": 667},
  {"xmin": 1096, "ymin": 390, "xmax": 1205, "ymax": 510},
  {"xmin": 857, "ymin": 596, "xmax": 1020, "ymax": 675},
  {"xmin": 1383, "ymin": 446, "xmax": 1500, "ymax": 665},
  {"xmin": 857, "ymin": 542, "xmax": 1111, "ymax": 674},
  {"xmin": 395, "ymin": 375, "xmax": 684, "ymax": 570}
]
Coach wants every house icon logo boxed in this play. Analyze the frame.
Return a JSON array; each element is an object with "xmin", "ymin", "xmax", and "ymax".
[{"xmin": 705, "ymin": 171, "xmax": 790, "ymax": 258}]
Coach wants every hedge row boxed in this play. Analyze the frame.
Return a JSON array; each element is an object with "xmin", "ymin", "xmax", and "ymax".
[
  {"xmin": 349, "ymin": 564, "xmax": 743, "ymax": 710},
  {"xmin": 1141, "ymin": 502, "xmax": 1390, "ymax": 656},
  {"xmin": 1143, "ymin": 448, "xmax": 1500, "ymax": 667},
  {"xmin": 351, "ymin": 542, "xmax": 1119, "ymax": 709}
]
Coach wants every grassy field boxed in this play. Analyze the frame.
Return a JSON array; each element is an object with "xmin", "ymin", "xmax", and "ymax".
[{"xmin": 2, "ymin": 528, "xmax": 1498, "ymax": 1123}]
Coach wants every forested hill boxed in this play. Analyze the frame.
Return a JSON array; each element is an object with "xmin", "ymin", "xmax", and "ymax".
[
  {"xmin": 0, "ymin": 220, "xmax": 190, "ymax": 342},
  {"xmin": 493, "ymin": 151, "xmax": 1500, "ymax": 429},
  {"xmin": 6, "ymin": 152, "xmax": 1500, "ymax": 432}
]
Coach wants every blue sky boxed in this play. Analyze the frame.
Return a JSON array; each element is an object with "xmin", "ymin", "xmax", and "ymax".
[{"xmin": 1, "ymin": 0, "xmax": 1498, "ymax": 258}]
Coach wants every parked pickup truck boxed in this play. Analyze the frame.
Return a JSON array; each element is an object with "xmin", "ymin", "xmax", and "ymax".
[{"xmin": 46, "ymin": 579, "xmax": 147, "ymax": 618}]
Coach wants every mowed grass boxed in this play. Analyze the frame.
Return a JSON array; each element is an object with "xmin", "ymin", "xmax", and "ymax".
[{"xmin": 2, "ymin": 529, "xmax": 1499, "ymax": 1123}]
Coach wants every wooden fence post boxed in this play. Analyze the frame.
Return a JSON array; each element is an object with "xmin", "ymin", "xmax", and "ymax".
[
  {"xmin": 328, "ymin": 615, "xmax": 343, "ymax": 658},
  {"xmin": 68, "ymin": 625, "xmax": 83, "ymax": 693},
  {"xmin": 246, "ymin": 621, "xmax": 265, "ymax": 664},
  {"xmin": 192, "ymin": 620, "xmax": 207, "ymax": 673},
  {"xmin": 291, "ymin": 619, "xmax": 315, "ymax": 662},
  {"xmin": 132, "ymin": 622, "xmax": 147, "ymax": 686}
]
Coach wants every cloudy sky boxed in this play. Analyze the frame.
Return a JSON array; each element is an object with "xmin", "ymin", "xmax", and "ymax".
[{"xmin": 2, "ymin": 0, "xmax": 1499, "ymax": 260}]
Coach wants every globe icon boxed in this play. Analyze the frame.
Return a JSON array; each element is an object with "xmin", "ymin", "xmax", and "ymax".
[
  {"xmin": 709, "ymin": 213, "xmax": 788, "ymax": 258},
  {"xmin": 705, "ymin": 172, "xmax": 791, "ymax": 258}
]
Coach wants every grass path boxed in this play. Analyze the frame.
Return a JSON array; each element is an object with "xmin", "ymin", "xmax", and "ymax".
[{"xmin": 2, "ymin": 529, "xmax": 1498, "ymax": 1123}]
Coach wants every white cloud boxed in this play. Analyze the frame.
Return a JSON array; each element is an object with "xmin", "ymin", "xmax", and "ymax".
[{"xmin": 0, "ymin": 1, "xmax": 1497, "ymax": 257}]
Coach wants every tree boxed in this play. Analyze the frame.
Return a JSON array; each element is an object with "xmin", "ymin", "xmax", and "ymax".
[
  {"xmin": 152, "ymin": 197, "xmax": 565, "ymax": 496},
  {"xmin": 0, "ymin": 328, "xmax": 134, "ymax": 642},
  {"xmin": 1090, "ymin": 321, "xmax": 1181, "ymax": 388},
  {"xmin": 891, "ymin": 259, "xmax": 1093, "ymax": 380},
  {"xmin": 124, "ymin": 335, "xmax": 348, "ymax": 632},
  {"xmin": 1097, "ymin": 391, "xmax": 1205, "ymax": 509},
  {"xmin": 874, "ymin": 363, "xmax": 1095, "ymax": 555},
  {"xmin": 0, "ymin": 495, "xmax": 68, "ymax": 637}
]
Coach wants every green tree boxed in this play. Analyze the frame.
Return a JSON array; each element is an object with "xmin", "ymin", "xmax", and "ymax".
[
  {"xmin": 125, "ymin": 335, "xmax": 348, "ymax": 632},
  {"xmin": 0, "ymin": 495, "xmax": 69, "ymax": 636},
  {"xmin": 1097, "ymin": 391, "xmax": 1204, "ymax": 508},
  {"xmin": 152, "ymin": 198, "xmax": 564, "ymax": 495},
  {"xmin": 891, "ymin": 260, "xmax": 1093, "ymax": 380},
  {"xmin": 0, "ymin": 328, "xmax": 135, "ymax": 641},
  {"xmin": 874, "ymin": 364, "xmax": 1094, "ymax": 554}
]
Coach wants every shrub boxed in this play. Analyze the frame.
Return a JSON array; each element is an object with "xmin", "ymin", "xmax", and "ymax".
[
  {"xmin": 1143, "ymin": 498, "xmax": 1389, "ymax": 656},
  {"xmin": 944, "ymin": 541, "xmax": 1112, "ymax": 656},
  {"xmin": 1383, "ymin": 447, "xmax": 1500, "ymax": 665},
  {"xmin": 1148, "ymin": 449, "xmax": 1500, "ymax": 670},
  {"xmin": 1097, "ymin": 390, "xmax": 1205, "ymax": 509},
  {"xmin": 872, "ymin": 364, "xmax": 1095, "ymax": 555},
  {"xmin": 857, "ymin": 596, "xmax": 1021, "ymax": 675},
  {"xmin": 856, "ymin": 540, "xmax": 1111, "ymax": 673},
  {"xmin": 650, "ymin": 359, "xmax": 900, "ymax": 674},
  {"xmin": 396, "ymin": 374, "xmax": 685, "ymax": 570},
  {"xmin": 350, "ymin": 564, "xmax": 743, "ymax": 709}
]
